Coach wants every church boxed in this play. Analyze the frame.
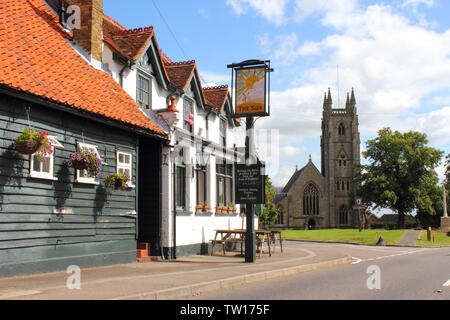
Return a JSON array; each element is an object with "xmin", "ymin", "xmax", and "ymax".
[{"xmin": 272, "ymin": 88, "xmax": 361, "ymax": 229}]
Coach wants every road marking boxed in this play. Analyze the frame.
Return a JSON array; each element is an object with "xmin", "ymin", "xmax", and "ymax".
[
  {"xmin": 351, "ymin": 257, "xmax": 363, "ymax": 264},
  {"xmin": 349, "ymin": 248, "xmax": 427, "ymax": 265},
  {"xmin": 443, "ymin": 279, "xmax": 450, "ymax": 287}
]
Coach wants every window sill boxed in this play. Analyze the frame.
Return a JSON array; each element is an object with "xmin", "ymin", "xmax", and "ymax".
[
  {"xmin": 195, "ymin": 211, "xmax": 213, "ymax": 216},
  {"xmin": 176, "ymin": 210, "xmax": 192, "ymax": 216},
  {"xmin": 29, "ymin": 174, "xmax": 58, "ymax": 181},
  {"xmin": 215, "ymin": 212, "xmax": 238, "ymax": 217},
  {"xmin": 75, "ymin": 179, "xmax": 100, "ymax": 185}
]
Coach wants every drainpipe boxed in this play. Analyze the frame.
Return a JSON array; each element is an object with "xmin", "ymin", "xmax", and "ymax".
[
  {"xmin": 159, "ymin": 143, "xmax": 165, "ymax": 260},
  {"xmin": 119, "ymin": 59, "xmax": 133, "ymax": 88},
  {"xmin": 172, "ymin": 160, "xmax": 177, "ymax": 259}
]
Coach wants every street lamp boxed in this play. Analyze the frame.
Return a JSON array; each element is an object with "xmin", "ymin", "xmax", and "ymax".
[{"xmin": 354, "ymin": 197, "xmax": 363, "ymax": 232}]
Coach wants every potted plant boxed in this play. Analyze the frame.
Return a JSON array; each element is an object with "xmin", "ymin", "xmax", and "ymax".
[
  {"xmin": 216, "ymin": 205, "xmax": 225, "ymax": 213},
  {"xmin": 105, "ymin": 172, "xmax": 131, "ymax": 195},
  {"xmin": 69, "ymin": 149, "xmax": 102, "ymax": 178},
  {"xmin": 196, "ymin": 202, "xmax": 210, "ymax": 212},
  {"xmin": 15, "ymin": 128, "xmax": 52, "ymax": 161}
]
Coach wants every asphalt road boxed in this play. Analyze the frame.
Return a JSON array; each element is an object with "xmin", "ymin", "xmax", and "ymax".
[{"xmin": 187, "ymin": 241, "xmax": 450, "ymax": 300}]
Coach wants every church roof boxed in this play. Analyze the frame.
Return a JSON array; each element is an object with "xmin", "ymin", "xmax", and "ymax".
[
  {"xmin": 281, "ymin": 166, "xmax": 306, "ymax": 193},
  {"xmin": 281, "ymin": 158, "xmax": 323, "ymax": 194}
]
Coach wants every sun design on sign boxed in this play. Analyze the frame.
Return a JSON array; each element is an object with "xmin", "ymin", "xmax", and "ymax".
[{"xmin": 236, "ymin": 67, "xmax": 265, "ymax": 105}]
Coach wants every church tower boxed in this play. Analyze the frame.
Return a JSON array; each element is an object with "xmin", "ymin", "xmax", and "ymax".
[{"xmin": 320, "ymin": 88, "xmax": 360, "ymax": 227}]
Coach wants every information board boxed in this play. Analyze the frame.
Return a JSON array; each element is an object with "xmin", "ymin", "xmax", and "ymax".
[{"xmin": 235, "ymin": 163, "xmax": 265, "ymax": 204}]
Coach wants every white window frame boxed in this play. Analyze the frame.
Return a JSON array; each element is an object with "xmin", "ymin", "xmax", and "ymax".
[
  {"xmin": 29, "ymin": 136, "xmax": 63, "ymax": 181},
  {"xmin": 116, "ymin": 151, "xmax": 135, "ymax": 188},
  {"xmin": 75, "ymin": 142, "xmax": 101, "ymax": 185}
]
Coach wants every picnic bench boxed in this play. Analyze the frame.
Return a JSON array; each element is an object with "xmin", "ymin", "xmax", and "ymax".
[{"xmin": 210, "ymin": 229, "xmax": 275, "ymax": 257}]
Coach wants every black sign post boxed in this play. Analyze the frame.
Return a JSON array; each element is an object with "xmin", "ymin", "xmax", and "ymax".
[{"xmin": 228, "ymin": 60, "xmax": 272, "ymax": 263}]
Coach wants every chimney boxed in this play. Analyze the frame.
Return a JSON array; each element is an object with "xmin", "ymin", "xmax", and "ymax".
[{"xmin": 70, "ymin": 0, "xmax": 103, "ymax": 63}]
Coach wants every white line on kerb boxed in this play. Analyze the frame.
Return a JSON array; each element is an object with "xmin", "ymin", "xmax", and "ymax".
[{"xmin": 443, "ymin": 279, "xmax": 450, "ymax": 287}]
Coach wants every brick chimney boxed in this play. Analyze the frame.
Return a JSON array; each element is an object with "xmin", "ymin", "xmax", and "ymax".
[{"xmin": 69, "ymin": 0, "xmax": 103, "ymax": 63}]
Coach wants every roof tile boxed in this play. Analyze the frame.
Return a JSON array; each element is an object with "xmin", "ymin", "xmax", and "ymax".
[{"xmin": 0, "ymin": 0, "xmax": 165, "ymax": 136}]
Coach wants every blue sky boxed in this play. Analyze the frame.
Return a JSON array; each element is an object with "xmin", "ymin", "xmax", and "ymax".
[{"xmin": 105, "ymin": 0, "xmax": 450, "ymax": 188}]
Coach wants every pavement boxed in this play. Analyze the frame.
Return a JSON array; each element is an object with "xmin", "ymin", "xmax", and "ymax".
[
  {"xmin": 0, "ymin": 244, "xmax": 351, "ymax": 300},
  {"xmin": 396, "ymin": 229, "xmax": 423, "ymax": 246}
]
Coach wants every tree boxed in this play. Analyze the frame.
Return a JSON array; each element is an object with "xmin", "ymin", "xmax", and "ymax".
[
  {"xmin": 259, "ymin": 176, "xmax": 280, "ymax": 228},
  {"xmin": 354, "ymin": 128, "xmax": 444, "ymax": 229}
]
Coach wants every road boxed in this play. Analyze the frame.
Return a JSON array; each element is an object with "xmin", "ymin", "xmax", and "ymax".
[{"xmin": 187, "ymin": 241, "xmax": 450, "ymax": 300}]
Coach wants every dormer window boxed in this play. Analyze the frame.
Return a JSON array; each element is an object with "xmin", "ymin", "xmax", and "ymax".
[
  {"xmin": 137, "ymin": 73, "xmax": 151, "ymax": 109},
  {"xmin": 338, "ymin": 123, "xmax": 345, "ymax": 136}
]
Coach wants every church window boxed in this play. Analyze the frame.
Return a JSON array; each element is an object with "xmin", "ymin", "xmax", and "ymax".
[
  {"xmin": 338, "ymin": 123, "xmax": 345, "ymax": 136},
  {"xmin": 303, "ymin": 184, "xmax": 319, "ymax": 216},
  {"xmin": 339, "ymin": 206, "xmax": 348, "ymax": 225}
]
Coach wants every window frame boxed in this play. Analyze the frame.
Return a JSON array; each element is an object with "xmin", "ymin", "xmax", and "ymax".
[
  {"xmin": 176, "ymin": 148, "xmax": 186, "ymax": 210},
  {"xmin": 75, "ymin": 142, "xmax": 101, "ymax": 185},
  {"xmin": 219, "ymin": 117, "xmax": 227, "ymax": 147},
  {"xmin": 216, "ymin": 162, "xmax": 233, "ymax": 206},
  {"xmin": 183, "ymin": 97, "xmax": 194, "ymax": 133},
  {"xmin": 137, "ymin": 71, "xmax": 152, "ymax": 110},
  {"xmin": 116, "ymin": 150, "xmax": 135, "ymax": 188},
  {"xmin": 29, "ymin": 135, "xmax": 63, "ymax": 181}
]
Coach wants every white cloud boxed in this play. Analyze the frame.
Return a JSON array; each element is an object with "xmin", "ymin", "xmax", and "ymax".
[
  {"xmin": 411, "ymin": 106, "xmax": 450, "ymax": 146},
  {"xmin": 226, "ymin": 0, "xmax": 290, "ymax": 25},
  {"xmin": 199, "ymin": 70, "xmax": 231, "ymax": 87},
  {"xmin": 263, "ymin": 3, "xmax": 450, "ymax": 137}
]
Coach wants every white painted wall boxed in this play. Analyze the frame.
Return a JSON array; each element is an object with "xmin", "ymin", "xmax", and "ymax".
[{"xmin": 101, "ymin": 44, "xmax": 257, "ymax": 252}]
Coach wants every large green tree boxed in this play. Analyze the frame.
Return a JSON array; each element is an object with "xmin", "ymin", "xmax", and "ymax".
[
  {"xmin": 354, "ymin": 128, "xmax": 444, "ymax": 229},
  {"xmin": 259, "ymin": 176, "xmax": 280, "ymax": 228}
]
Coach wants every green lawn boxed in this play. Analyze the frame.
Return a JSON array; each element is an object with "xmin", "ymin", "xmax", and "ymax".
[
  {"xmin": 415, "ymin": 231, "xmax": 450, "ymax": 247},
  {"xmin": 281, "ymin": 229, "xmax": 406, "ymax": 245}
]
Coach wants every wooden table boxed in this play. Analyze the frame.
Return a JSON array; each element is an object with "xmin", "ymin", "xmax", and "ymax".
[
  {"xmin": 210, "ymin": 229, "xmax": 272, "ymax": 257},
  {"xmin": 269, "ymin": 230, "xmax": 283, "ymax": 253}
]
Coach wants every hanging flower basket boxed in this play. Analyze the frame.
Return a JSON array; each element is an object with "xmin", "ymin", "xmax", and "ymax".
[
  {"xmin": 70, "ymin": 158, "xmax": 89, "ymax": 170},
  {"xmin": 105, "ymin": 173, "xmax": 131, "ymax": 195},
  {"xmin": 15, "ymin": 128, "xmax": 52, "ymax": 161},
  {"xmin": 69, "ymin": 149, "xmax": 102, "ymax": 178},
  {"xmin": 15, "ymin": 140, "xmax": 41, "ymax": 155}
]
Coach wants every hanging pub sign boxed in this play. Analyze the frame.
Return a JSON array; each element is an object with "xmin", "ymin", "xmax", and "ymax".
[{"xmin": 228, "ymin": 60, "xmax": 272, "ymax": 117}]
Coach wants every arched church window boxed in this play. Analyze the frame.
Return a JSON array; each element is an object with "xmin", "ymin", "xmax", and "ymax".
[
  {"xmin": 303, "ymin": 184, "xmax": 319, "ymax": 216},
  {"xmin": 339, "ymin": 206, "xmax": 348, "ymax": 225},
  {"xmin": 338, "ymin": 123, "xmax": 345, "ymax": 136}
]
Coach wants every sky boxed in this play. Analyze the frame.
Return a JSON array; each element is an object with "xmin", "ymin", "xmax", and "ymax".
[{"xmin": 104, "ymin": 0, "xmax": 450, "ymax": 188}]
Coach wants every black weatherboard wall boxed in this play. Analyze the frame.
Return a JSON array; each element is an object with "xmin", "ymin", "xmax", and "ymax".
[{"xmin": 0, "ymin": 93, "xmax": 139, "ymax": 277}]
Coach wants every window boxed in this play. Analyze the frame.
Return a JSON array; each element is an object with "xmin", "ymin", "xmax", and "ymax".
[
  {"xmin": 339, "ymin": 206, "xmax": 348, "ymax": 225},
  {"xmin": 117, "ymin": 151, "xmax": 134, "ymax": 187},
  {"xmin": 137, "ymin": 73, "xmax": 151, "ymax": 109},
  {"xmin": 76, "ymin": 142, "xmax": 101, "ymax": 184},
  {"xmin": 219, "ymin": 118, "xmax": 227, "ymax": 147},
  {"xmin": 196, "ymin": 168, "xmax": 207, "ymax": 204},
  {"xmin": 29, "ymin": 136, "xmax": 63, "ymax": 180},
  {"xmin": 183, "ymin": 98, "xmax": 193, "ymax": 133},
  {"xmin": 303, "ymin": 184, "xmax": 319, "ymax": 215},
  {"xmin": 216, "ymin": 162, "xmax": 233, "ymax": 206},
  {"xmin": 338, "ymin": 122, "xmax": 345, "ymax": 136},
  {"xmin": 338, "ymin": 155, "xmax": 347, "ymax": 167},
  {"xmin": 275, "ymin": 210, "xmax": 284, "ymax": 225},
  {"xmin": 176, "ymin": 149, "xmax": 186, "ymax": 210}
]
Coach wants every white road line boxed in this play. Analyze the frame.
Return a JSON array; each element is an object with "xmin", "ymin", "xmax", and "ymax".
[
  {"xmin": 349, "ymin": 248, "xmax": 427, "ymax": 265},
  {"xmin": 351, "ymin": 257, "xmax": 363, "ymax": 264},
  {"xmin": 443, "ymin": 279, "xmax": 450, "ymax": 287}
]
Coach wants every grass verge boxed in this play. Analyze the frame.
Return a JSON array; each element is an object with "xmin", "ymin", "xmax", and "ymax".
[
  {"xmin": 281, "ymin": 229, "xmax": 406, "ymax": 245},
  {"xmin": 415, "ymin": 230, "xmax": 450, "ymax": 247}
]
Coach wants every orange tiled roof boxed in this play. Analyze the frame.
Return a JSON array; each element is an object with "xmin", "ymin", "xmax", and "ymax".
[
  {"xmin": 0, "ymin": 0, "xmax": 166, "ymax": 136},
  {"xmin": 203, "ymin": 85, "xmax": 229, "ymax": 112}
]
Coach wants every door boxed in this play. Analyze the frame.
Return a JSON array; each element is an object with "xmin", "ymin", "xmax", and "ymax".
[{"xmin": 138, "ymin": 137, "xmax": 161, "ymax": 256}]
